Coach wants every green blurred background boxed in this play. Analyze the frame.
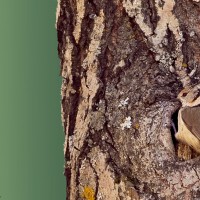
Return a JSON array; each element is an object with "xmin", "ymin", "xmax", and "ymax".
[{"xmin": 0, "ymin": 1, "xmax": 65, "ymax": 199}]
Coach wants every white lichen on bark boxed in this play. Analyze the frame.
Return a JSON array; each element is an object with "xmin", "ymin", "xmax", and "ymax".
[
  {"xmin": 120, "ymin": 116, "xmax": 132, "ymax": 130},
  {"xmin": 118, "ymin": 97, "xmax": 129, "ymax": 108}
]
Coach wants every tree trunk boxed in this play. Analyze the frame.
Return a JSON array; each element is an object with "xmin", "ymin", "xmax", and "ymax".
[{"xmin": 56, "ymin": 0, "xmax": 200, "ymax": 199}]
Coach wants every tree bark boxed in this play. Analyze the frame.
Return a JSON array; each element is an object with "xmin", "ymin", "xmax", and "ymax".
[{"xmin": 56, "ymin": 0, "xmax": 200, "ymax": 199}]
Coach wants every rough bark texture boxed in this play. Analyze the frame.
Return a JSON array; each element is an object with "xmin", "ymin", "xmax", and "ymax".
[{"xmin": 56, "ymin": 0, "xmax": 200, "ymax": 199}]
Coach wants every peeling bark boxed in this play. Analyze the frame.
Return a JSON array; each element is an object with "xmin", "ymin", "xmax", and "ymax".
[{"xmin": 56, "ymin": 0, "xmax": 200, "ymax": 199}]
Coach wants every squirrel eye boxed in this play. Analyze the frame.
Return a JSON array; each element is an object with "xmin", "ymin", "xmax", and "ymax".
[{"xmin": 182, "ymin": 92, "xmax": 187, "ymax": 97}]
